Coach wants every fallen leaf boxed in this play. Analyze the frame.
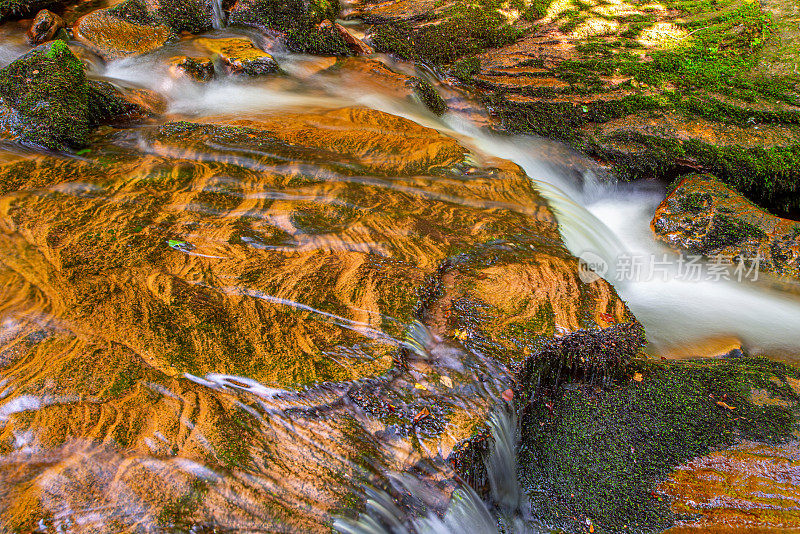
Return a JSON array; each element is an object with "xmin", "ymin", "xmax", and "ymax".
[
  {"xmin": 414, "ymin": 383, "xmax": 428, "ymax": 391},
  {"xmin": 599, "ymin": 312, "xmax": 615, "ymax": 323},
  {"xmin": 716, "ymin": 401, "xmax": 736, "ymax": 410},
  {"xmin": 413, "ymin": 407, "xmax": 431, "ymax": 424},
  {"xmin": 502, "ymin": 388, "xmax": 514, "ymax": 402},
  {"xmin": 440, "ymin": 376, "xmax": 453, "ymax": 388},
  {"xmin": 633, "ymin": 372, "xmax": 643, "ymax": 382}
]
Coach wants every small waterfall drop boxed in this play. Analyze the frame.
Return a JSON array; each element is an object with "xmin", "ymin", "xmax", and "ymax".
[{"xmin": 211, "ymin": 0, "xmax": 226, "ymax": 29}]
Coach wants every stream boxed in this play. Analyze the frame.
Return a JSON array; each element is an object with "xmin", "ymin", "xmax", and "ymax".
[{"xmin": 0, "ymin": 25, "xmax": 799, "ymax": 533}]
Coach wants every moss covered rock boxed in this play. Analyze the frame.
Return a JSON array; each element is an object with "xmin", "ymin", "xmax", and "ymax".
[
  {"xmin": 0, "ymin": 41, "xmax": 163, "ymax": 151},
  {"xmin": 652, "ymin": 173, "xmax": 800, "ymax": 281},
  {"xmin": 0, "ymin": 40, "xmax": 90, "ymax": 151},
  {"xmin": 195, "ymin": 37, "xmax": 279, "ymax": 76},
  {"xmin": 361, "ymin": 0, "xmax": 522, "ymax": 66},
  {"xmin": 228, "ymin": 0, "xmax": 349, "ymax": 54},
  {"xmin": 354, "ymin": 0, "xmax": 800, "ymax": 211},
  {"xmin": 518, "ymin": 354, "xmax": 800, "ymax": 533}
]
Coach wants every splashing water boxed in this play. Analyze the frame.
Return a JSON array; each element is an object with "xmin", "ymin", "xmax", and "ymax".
[{"xmin": 334, "ymin": 411, "xmax": 546, "ymax": 534}]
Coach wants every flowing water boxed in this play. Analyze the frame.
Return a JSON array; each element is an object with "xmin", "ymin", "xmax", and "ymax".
[{"xmin": 0, "ymin": 29, "xmax": 800, "ymax": 533}]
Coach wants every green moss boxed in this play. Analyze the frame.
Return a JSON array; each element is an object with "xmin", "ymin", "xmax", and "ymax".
[
  {"xmin": 676, "ymin": 191, "xmax": 711, "ymax": 213},
  {"xmin": 284, "ymin": 26, "xmax": 350, "ymax": 56},
  {"xmin": 703, "ymin": 212, "xmax": 767, "ymax": 250},
  {"xmin": 371, "ymin": 1, "xmax": 522, "ymax": 66},
  {"xmin": 520, "ymin": 357, "xmax": 800, "ymax": 533},
  {"xmin": 523, "ymin": 0, "xmax": 554, "ymax": 21},
  {"xmin": 228, "ymin": 0, "xmax": 340, "ymax": 34},
  {"xmin": 409, "ymin": 77, "xmax": 448, "ymax": 115},
  {"xmin": 594, "ymin": 130, "xmax": 800, "ymax": 211},
  {"xmin": 450, "ymin": 57, "xmax": 482, "ymax": 82},
  {"xmin": 0, "ymin": 41, "xmax": 91, "ymax": 151}
]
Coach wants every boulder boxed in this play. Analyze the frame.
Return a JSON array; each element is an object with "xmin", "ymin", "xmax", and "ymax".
[
  {"xmin": 0, "ymin": 40, "xmax": 91, "ymax": 151},
  {"xmin": 325, "ymin": 57, "xmax": 447, "ymax": 115},
  {"xmin": 195, "ymin": 37, "xmax": 279, "ymax": 76},
  {"xmin": 25, "ymin": 8, "xmax": 64, "ymax": 44},
  {"xmin": 73, "ymin": 6, "xmax": 174, "ymax": 61},
  {"xmin": 169, "ymin": 55, "xmax": 215, "ymax": 82},
  {"xmin": 652, "ymin": 174, "xmax": 800, "ymax": 281},
  {"xmin": 0, "ymin": 41, "xmax": 163, "ymax": 151}
]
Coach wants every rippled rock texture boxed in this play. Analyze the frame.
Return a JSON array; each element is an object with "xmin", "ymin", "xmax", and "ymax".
[
  {"xmin": 0, "ymin": 107, "xmax": 629, "ymax": 531},
  {"xmin": 652, "ymin": 174, "xmax": 800, "ymax": 281},
  {"xmin": 662, "ymin": 439, "xmax": 800, "ymax": 532}
]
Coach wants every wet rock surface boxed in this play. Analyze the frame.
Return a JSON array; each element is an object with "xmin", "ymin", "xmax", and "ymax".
[
  {"xmin": 0, "ymin": 106, "xmax": 631, "ymax": 531},
  {"xmin": 195, "ymin": 36, "xmax": 279, "ymax": 76},
  {"xmin": 652, "ymin": 174, "xmax": 800, "ymax": 281},
  {"xmin": 73, "ymin": 5, "xmax": 175, "ymax": 60},
  {"xmin": 661, "ymin": 439, "xmax": 800, "ymax": 532},
  {"xmin": 25, "ymin": 8, "xmax": 63, "ymax": 44}
]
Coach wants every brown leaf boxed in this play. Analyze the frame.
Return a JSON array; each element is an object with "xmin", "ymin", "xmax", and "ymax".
[
  {"xmin": 716, "ymin": 401, "xmax": 736, "ymax": 410},
  {"xmin": 413, "ymin": 407, "xmax": 431, "ymax": 424}
]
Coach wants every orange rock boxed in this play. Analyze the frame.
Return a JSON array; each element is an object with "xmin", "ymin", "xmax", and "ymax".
[
  {"xmin": 26, "ymin": 9, "xmax": 63, "ymax": 44},
  {"xmin": 73, "ymin": 8, "xmax": 174, "ymax": 61}
]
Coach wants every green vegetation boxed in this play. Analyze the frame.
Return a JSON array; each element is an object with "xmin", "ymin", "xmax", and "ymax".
[
  {"xmin": 0, "ymin": 41, "xmax": 90, "ymax": 151},
  {"xmin": 520, "ymin": 357, "xmax": 800, "ymax": 533},
  {"xmin": 371, "ymin": 1, "xmax": 522, "ymax": 65},
  {"xmin": 703, "ymin": 212, "xmax": 767, "ymax": 250},
  {"xmin": 0, "ymin": 0, "xmax": 51, "ymax": 21}
]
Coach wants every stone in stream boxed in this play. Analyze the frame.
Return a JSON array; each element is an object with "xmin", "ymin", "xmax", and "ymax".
[
  {"xmin": 169, "ymin": 55, "xmax": 215, "ymax": 82},
  {"xmin": 0, "ymin": 106, "xmax": 631, "ymax": 531},
  {"xmin": 323, "ymin": 57, "xmax": 447, "ymax": 115},
  {"xmin": 195, "ymin": 37, "xmax": 279, "ymax": 76},
  {"xmin": 353, "ymin": 0, "xmax": 800, "ymax": 212},
  {"xmin": 0, "ymin": 41, "xmax": 163, "ymax": 151},
  {"xmin": 73, "ymin": 5, "xmax": 175, "ymax": 61},
  {"xmin": 652, "ymin": 173, "xmax": 800, "ymax": 281},
  {"xmin": 452, "ymin": 322, "xmax": 800, "ymax": 533},
  {"xmin": 25, "ymin": 8, "xmax": 64, "ymax": 44}
]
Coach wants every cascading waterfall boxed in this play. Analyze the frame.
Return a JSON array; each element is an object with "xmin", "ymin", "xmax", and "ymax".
[
  {"xmin": 211, "ymin": 0, "xmax": 226, "ymax": 29},
  {"xmin": 333, "ymin": 410, "xmax": 546, "ymax": 534}
]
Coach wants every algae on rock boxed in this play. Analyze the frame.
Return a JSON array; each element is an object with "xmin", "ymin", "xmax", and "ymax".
[{"xmin": 0, "ymin": 40, "xmax": 90, "ymax": 151}]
